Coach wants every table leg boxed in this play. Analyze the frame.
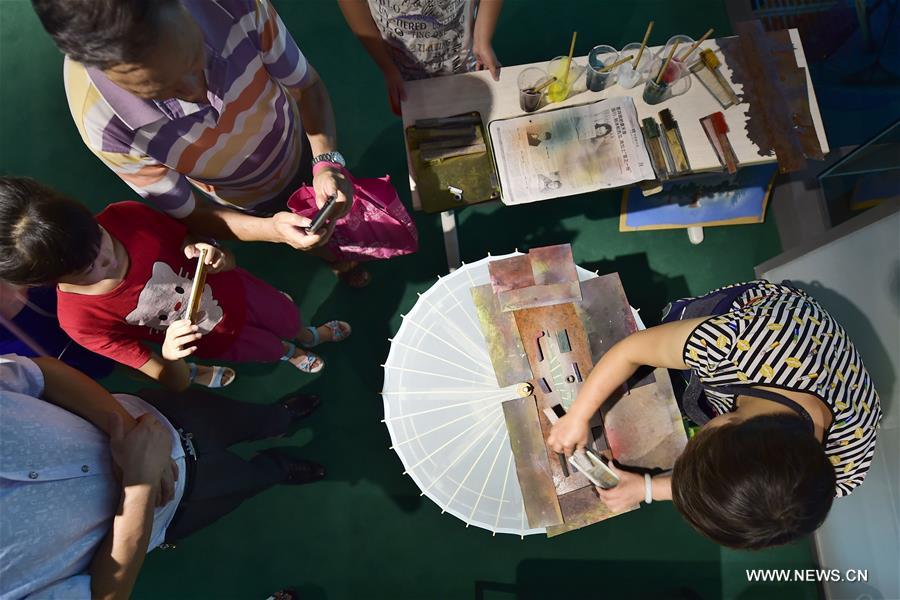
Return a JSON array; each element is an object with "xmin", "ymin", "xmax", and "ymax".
[
  {"xmin": 441, "ymin": 210, "xmax": 461, "ymax": 272},
  {"xmin": 687, "ymin": 226, "xmax": 705, "ymax": 245}
]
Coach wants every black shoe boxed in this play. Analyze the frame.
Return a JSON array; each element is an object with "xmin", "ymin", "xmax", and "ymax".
[
  {"xmin": 280, "ymin": 393, "xmax": 321, "ymax": 420},
  {"xmin": 258, "ymin": 448, "xmax": 325, "ymax": 484}
]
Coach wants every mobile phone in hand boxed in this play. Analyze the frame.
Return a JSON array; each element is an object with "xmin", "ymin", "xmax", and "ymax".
[{"xmin": 305, "ymin": 194, "xmax": 338, "ymax": 235}]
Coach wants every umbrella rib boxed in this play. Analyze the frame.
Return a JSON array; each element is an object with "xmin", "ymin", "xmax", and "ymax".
[
  {"xmin": 382, "ymin": 395, "xmax": 512, "ymax": 422},
  {"xmin": 493, "ymin": 450, "xmax": 515, "ymax": 535},
  {"xmin": 445, "ymin": 421, "xmax": 506, "ymax": 512},
  {"xmin": 441, "ymin": 295, "xmax": 485, "ymax": 335},
  {"xmin": 426, "ymin": 413, "xmax": 504, "ymax": 497},
  {"xmin": 437, "ymin": 276, "xmax": 484, "ymax": 337},
  {"xmin": 388, "ymin": 339, "xmax": 495, "ymax": 379},
  {"xmin": 415, "ymin": 294, "xmax": 492, "ymax": 362},
  {"xmin": 401, "ymin": 318, "xmax": 490, "ymax": 368},
  {"xmin": 467, "ymin": 430, "xmax": 509, "ymax": 526},
  {"xmin": 390, "ymin": 401, "xmax": 499, "ymax": 448},
  {"xmin": 382, "ymin": 365, "xmax": 493, "ymax": 386},
  {"xmin": 403, "ymin": 411, "xmax": 502, "ymax": 474},
  {"xmin": 520, "ymin": 499, "xmax": 526, "ymax": 539}
]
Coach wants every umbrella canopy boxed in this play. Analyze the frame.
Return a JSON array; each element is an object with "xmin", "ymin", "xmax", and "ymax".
[{"xmin": 383, "ymin": 253, "xmax": 642, "ymax": 536}]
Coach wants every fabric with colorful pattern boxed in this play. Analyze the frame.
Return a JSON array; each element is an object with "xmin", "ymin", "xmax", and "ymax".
[
  {"xmin": 63, "ymin": 0, "xmax": 309, "ymax": 218},
  {"xmin": 682, "ymin": 280, "xmax": 882, "ymax": 497}
]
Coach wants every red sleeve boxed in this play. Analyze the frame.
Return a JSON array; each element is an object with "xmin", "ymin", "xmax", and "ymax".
[
  {"xmin": 65, "ymin": 327, "xmax": 152, "ymax": 370},
  {"xmin": 57, "ymin": 311, "xmax": 153, "ymax": 370}
]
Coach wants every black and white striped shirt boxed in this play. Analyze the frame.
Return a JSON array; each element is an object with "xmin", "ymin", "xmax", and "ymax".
[{"xmin": 682, "ymin": 281, "xmax": 882, "ymax": 497}]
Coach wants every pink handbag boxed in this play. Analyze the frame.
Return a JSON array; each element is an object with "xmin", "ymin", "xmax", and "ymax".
[{"xmin": 287, "ymin": 171, "xmax": 419, "ymax": 262}]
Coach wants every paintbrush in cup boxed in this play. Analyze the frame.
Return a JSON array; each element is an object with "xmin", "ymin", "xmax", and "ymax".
[
  {"xmin": 655, "ymin": 40, "xmax": 681, "ymax": 85},
  {"xmin": 562, "ymin": 31, "xmax": 578, "ymax": 86},
  {"xmin": 599, "ymin": 54, "xmax": 635, "ymax": 73},
  {"xmin": 679, "ymin": 28, "xmax": 714, "ymax": 61},
  {"xmin": 634, "ymin": 21, "xmax": 654, "ymax": 67}
]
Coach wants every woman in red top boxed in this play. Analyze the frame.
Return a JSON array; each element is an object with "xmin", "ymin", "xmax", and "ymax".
[{"xmin": 0, "ymin": 177, "xmax": 351, "ymax": 391}]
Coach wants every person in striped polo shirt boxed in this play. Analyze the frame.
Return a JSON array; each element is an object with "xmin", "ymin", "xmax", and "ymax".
[
  {"xmin": 548, "ymin": 280, "xmax": 882, "ymax": 550},
  {"xmin": 32, "ymin": 0, "xmax": 365, "ymax": 281}
]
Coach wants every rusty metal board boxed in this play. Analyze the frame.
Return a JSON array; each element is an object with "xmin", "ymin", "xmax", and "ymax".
[
  {"xmin": 489, "ymin": 254, "xmax": 534, "ymax": 293},
  {"xmin": 528, "ymin": 244, "xmax": 578, "ymax": 286},
  {"xmin": 719, "ymin": 22, "xmax": 826, "ymax": 174},
  {"xmin": 502, "ymin": 396, "xmax": 564, "ymax": 528},
  {"xmin": 513, "ymin": 304, "xmax": 594, "ymax": 412},
  {"xmin": 538, "ymin": 407, "xmax": 596, "ymax": 496},
  {"xmin": 471, "ymin": 283, "xmax": 533, "ymax": 387},
  {"xmin": 475, "ymin": 250, "xmax": 686, "ymax": 536},
  {"xmin": 498, "ymin": 282, "xmax": 582, "ymax": 312},
  {"xmin": 489, "ymin": 245, "xmax": 581, "ymax": 311},
  {"xmin": 546, "ymin": 486, "xmax": 639, "ymax": 538},
  {"xmin": 513, "ymin": 304, "xmax": 598, "ymax": 496},
  {"xmin": 575, "ymin": 274, "xmax": 655, "ymax": 389},
  {"xmin": 601, "ymin": 367, "xmax": 687, "ymax": 470}
]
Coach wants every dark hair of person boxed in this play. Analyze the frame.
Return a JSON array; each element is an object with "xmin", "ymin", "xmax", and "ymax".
[
  {"xmin": 0, "ymin": 177, "xmax": 101, "ymax": 285},
  {"xmin": 671, "ymin": 413, "xmax": 836, "ymax": 550},
  {"xmin": 31, "ymin": 0, "xmax": 179, "ymax": 69}
]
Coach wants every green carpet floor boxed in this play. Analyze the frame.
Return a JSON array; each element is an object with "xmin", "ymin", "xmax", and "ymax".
[{"xmin": 0, "ymin": 1, "xmax": 821, "ymax": 598}]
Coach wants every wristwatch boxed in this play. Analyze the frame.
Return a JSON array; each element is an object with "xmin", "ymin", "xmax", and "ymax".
[{"xmin": 311, "ymin": 151, "xmax": 346, "ymax": 169}]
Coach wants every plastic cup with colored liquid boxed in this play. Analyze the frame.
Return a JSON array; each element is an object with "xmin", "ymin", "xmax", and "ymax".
[
  {"xmin": 657, "ymin": 34, "xmax": 694, "ymax": 95},
  {"xmin": 546, "ymin": 56, "xmax": 581, "ymax": 103},
  {"xmin": 642, "ymin": 59, "xmax": 690, "ymax": 104},
  {"xmin": 517, "ymin": 67, "xmax": 549, "ymax": 113},
  {"xmin": 616, "ymin": 42, "xmax": 658, "ymax": 89},
  {"xmin": 585, "ymin": 45, "xmax": 619, "ymax": 92}
]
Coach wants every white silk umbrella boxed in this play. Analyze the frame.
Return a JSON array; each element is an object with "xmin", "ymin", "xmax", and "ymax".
[{"xmin": 382, "ymin": 253, "xmax": 642, "ymax": 536}]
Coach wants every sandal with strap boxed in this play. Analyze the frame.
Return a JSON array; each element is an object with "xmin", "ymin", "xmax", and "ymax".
[
  {"xmin": 300, "ymin": 320, "xmax": 352, "ymax": 349},
  {"xmin": 188, "ymin": 363, "xmax": 235, "ymax": 388},
  {"xmin": 281, "ymin": 341, "xmax": 324, "ymax": 374}
]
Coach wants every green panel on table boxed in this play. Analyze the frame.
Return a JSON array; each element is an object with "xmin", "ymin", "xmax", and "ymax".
[{"xmin": 0, "ymin": 0, "xmax": 819, "ymax": 599}]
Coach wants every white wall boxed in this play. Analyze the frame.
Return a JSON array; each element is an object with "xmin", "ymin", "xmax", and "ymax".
[{"xmin": 757, "ymin": 202, "xmax": 900, "ymax": 600}]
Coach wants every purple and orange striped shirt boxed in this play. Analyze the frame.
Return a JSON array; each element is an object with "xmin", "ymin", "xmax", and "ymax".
[{"xmin": 63, "ymin": 0, "xmax": 310, "ymax": 218}]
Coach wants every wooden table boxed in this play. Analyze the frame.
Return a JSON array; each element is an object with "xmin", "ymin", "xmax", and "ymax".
[{"xmin": 400, "ymin": 29, "xmax": 829, "ymax": 270}]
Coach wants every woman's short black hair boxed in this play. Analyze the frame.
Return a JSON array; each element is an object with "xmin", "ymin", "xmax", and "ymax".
[
  {"xmin": 0, "ymin": 177, "xmax": 101, "ymax": 285},
  {"xmin": 672, "ymin": 413, "xmax": 836, "ymax": 550},
  {"xmin": 31, "ymin": 0, "xmax": 178, "ymax": 69}
]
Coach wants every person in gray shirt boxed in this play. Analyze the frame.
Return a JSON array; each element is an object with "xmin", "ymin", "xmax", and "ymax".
[{"xmin": 0, "ymin": 354, "xmax": 323, "ymax": 599}]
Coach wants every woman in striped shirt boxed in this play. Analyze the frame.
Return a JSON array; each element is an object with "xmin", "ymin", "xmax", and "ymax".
[{"xmin": 548, "ymin": 281, "xmax": 882, "ymax": 549}]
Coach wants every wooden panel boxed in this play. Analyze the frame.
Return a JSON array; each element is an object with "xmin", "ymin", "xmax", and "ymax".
[
  {"xmin": 502, "ymin": 396, "xmax": 563, "ymax": 528},
  {"xmin": 546, "ymin": 485, "xmax": 639, "ymax": 538},
  {"xmin": 498, "ymin": 282, "xmax": 582, "ymax": 312},
  {"xmin": 471, "ymin": 283, "xmax": 533, "ymax": 387},
  {"xmin": 576, "ymin": 274, "xmax": 655, "ymax": 389}
]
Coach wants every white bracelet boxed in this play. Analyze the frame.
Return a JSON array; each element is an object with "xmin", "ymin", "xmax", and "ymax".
[{"xmin": 644, "ymin": 473, "xmax": 653, "ymax": 504}]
